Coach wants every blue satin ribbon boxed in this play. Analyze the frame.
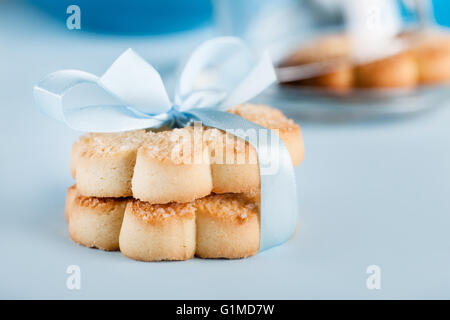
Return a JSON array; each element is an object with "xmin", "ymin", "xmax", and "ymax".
[{"xmin": 34, "ymin": 37, "xmax": 298, "ymax": 251}]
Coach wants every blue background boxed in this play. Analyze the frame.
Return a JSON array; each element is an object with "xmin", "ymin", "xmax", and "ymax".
[
  {"xmin": 1, "ymin": 0, "xmax": 450, "ymax": 299},
  {"xmin": 29, "ymin": 0, "xmax": 213, "ymax": 34},
  {"xmin": 27, "ymin": 0, "xmax": 450, "ymax": 35}
]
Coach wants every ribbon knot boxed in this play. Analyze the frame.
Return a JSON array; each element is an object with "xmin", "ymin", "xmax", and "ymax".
[{"xmin": 166, "ymin": 105, "xmax": 191, "ymax": 128}]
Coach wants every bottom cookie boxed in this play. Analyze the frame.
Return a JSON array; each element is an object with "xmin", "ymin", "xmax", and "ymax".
[
  {"xmin": 119, "ymin": 200, "xmax": 197, "ymax": 261},
  {"xmin": 65, "ymin": 186, "xmax": 261, "ymax": 261},
  {"xmin": 65, "ymin": 186, "xmax": 128, "ymax": 251},
  {"xmin": 195, "ymin": 193, "xmax": 260, "ymax": 259}
]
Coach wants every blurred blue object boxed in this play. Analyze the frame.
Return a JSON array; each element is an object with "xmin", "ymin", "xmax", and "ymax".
[
  {"xmin": 399, "ymin": 0, "xmax": 450, "ymax": 27},
  {"xmin": 432, "ymin": 0, "xmax": 450, "ymax": 27},
  {"xmin": 28, "ymin": 0, "xmax": 213, "ymax": 35}
]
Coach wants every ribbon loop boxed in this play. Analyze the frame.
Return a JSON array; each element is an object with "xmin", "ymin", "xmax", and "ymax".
[
  {"xmin": 99, "ymin": 49, "xmax": 172, "ymax": 115},
  {"xmin": 34, "ymin": 69, "xmax": 99, "ymax": 121},
  {"xmin": 175, "ymin": 37, "xmax": 276, "ymax": 111}
]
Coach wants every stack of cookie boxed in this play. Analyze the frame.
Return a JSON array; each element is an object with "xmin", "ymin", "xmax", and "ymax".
[
  {"xmin": 65, "ymin": 104, "xmax": 305, "ymax": 261},
  {"xmin": 279, "ymin": 29, "xmax": 450, "ymax": 90}
]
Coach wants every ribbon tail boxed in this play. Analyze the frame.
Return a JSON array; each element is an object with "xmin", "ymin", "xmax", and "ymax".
[{"xmin": 186, "ymin": 109, "xmax": 298, "ymax": 251}]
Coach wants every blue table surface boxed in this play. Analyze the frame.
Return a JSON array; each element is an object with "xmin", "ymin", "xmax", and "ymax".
[{"xmin": 1, "ymin": 2, "xmax": 449, "ymax": 299}]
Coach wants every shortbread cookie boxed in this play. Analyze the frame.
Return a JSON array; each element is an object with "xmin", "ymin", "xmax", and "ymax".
[
  {"xmin": 205, "ymin": 104, "xmax": 304, "ymax": 194},
  {"xmin": 65, "ymin": 184, "xmax": 77, "ymax": 221},
  {"xmin": 66, "ymin": 186, "xmax": 128, "ymax": 251},
  {"xmin": 66, "ymin": 185, "xmax": 261, "ymax": 260},
  {"xmin": 279, "ymin": 34, "xmax": 353, "ymax": 90},
  {"xmin": 353, "ymin": 52, "xmax": 418, "ymax": 89},
  {"xmin": 204, "ymin": 127, "xmax": 260, "ymax": 194},
  {"xmin": 228, "ymin": 104, "xmax": 305, "ymax": 166},
  {"xmin": 131, "ymin": 127, "xmax": 213, "ymax": 204},
  {"xmin": 294, "ymin": 65, "xmax": 353, "ymax": 91},
  {"xmin": 406, "ymin": 30, "xmax": 450, "ymax": 84},
  {"xmin": 71, "ymin": 130, "xmax": 150, "ymax": 198},
  {"xmin": 195, "ymin": 193, "xmax": 260, "ymax": 259},
  {"xmin": 71, "ymin": 104, "xmax": 305, "ymax": 200},
  {"xmin": 119, "ymin": 200, "xmax": 196, "ymax": 261},
  {"xmin": 281, "ymin": 30, "xmax": 450, "ymax": 89},
  {"xmin": 133, "ymin": 105, "xmax": 304, "ymax": 199}
]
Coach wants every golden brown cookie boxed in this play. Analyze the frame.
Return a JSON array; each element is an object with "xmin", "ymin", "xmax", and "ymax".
[
  {"xmin": 119, "ymin": 200, "xmax": 196, "ymax": 261},
  {"xmin": 71, "ymin": 130, "xmax": 150, "ymax": 197},
  {"xmin": 195, "ymin": 193, "xmax": 260, "ymax": 259},
  {"xmin": 70, "ymin": 104, "xmax": 305, "ymax": 201},
  {"xmin": 228, "ymin": 104, "xmax": 305, "ymax": 166},
  {"xmin": 353, "ymin": 52, "xmax": 418, "ymax": 89},
  {"xmin": 66, "ymin": 186, "xmax": 262, "ymax": 260},
  {"xmin": 406, "ymin": 30, "xmax": 450, "ymax": 84},
  {"xmin": 131, "ymin": 127, "xmax": 212, "ymax": 203},
  {"xmin": 66, "ymin": 186, "xmax": 128, "ymax": 251},
  {"xmin": 279, "ymin": 34, "xmax": 353, "ymax": 90}
]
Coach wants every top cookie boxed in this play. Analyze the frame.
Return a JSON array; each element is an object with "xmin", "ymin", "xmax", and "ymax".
[{"xmin": 70, "ymin": 104, "xmax": 304, "ymax": 203}]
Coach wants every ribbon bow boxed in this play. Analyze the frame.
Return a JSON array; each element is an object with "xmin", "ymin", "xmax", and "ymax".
[{"xmin": 34, "ymin": 37, "xmax": 298, "ymax": 251}]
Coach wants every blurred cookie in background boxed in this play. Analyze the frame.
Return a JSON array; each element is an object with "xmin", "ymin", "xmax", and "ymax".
[
  {"xmin": 277, "ymin": 28, "xmax": 450, "ymax": 91},
  {"xmin": 278, "ymin": 33, "xmax": 353, "ymax": 90},
  {"xmin": 353, "ymin": 51, "xmax": 418, "ymax": 89},
  {"xmin": 404, "ymin": 29, "xmax": 450, "ymax": 84}
]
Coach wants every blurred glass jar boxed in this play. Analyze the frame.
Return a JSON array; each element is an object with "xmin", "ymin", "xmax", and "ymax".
[
  {"xmin": 213, "ymin": 0, "xmax": 325, "ymax": 50},
  {"xmin": 28, "ymin": 0, "xmax": 214, "ymax": 35},
  {"xmin": 213, "ymin": 0, "xmax": 450, "ymax": 50}
]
